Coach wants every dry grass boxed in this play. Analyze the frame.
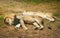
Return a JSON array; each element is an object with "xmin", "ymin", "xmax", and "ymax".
[{"xmin": 0, "ymin": 0, "xmax": 60, "ymax": 38}]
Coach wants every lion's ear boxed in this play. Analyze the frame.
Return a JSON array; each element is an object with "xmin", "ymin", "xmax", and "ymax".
[{"xmin": 14, "ymin": 15, "xmax": 17, "ymax": 18}]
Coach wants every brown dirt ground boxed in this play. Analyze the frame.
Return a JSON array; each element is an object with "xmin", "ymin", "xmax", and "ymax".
[{"xmin": 0, "ymin": 0, "xmax": 60, "ymax": 38}]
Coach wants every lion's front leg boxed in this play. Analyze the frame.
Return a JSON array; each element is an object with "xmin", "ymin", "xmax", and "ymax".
[{"xmin": 20, "ymin": 18, "xmax": 28, "ymax": 30}]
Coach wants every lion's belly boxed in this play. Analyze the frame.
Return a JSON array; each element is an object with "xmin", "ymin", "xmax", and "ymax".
[{"xmin": 23, "ymin": 16, "xmax": 35, "ymax": 24}]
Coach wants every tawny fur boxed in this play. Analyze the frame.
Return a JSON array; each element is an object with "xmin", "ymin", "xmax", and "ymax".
[{"xmin": 4, "ymin": 13, "xmax": 44, "ymax": 30}]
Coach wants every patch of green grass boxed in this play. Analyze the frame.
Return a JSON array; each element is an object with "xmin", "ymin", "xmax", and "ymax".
[
  {"xmin": 0, "ymin": 15, "xmax": 4, "ymax": 23},
  {"xmin": 0, "ymin": 15, "xmax": 4, "ymax": 20},
  {"xmin": 0, "ymin": 15, "xmax": 5, "ymax": 28},
  {"xmin": 17, "ymin": 0, "xmax": 60, "ymax": 4},
  {"xmin": 57, "ymin": 24, "xmax": 60, "ymax": 28},
  {"xmin": 55, "ymin": 6, "xmax": 60, "ymax": 9},
  {"xmin": 0, "ymin": 16, "xmax": 4, "ymax": 23},
  {"xmin": 25, "ymin": 0, "xmax": 43, "ymax": 4},
  {"xmin": 53, "ymin": 13, "xmax": 60, "ymax": 17}
]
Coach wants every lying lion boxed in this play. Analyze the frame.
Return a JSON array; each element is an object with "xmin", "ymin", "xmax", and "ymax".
[
  {"xmin": 4, "ymin": 11, "xmax": 55, "ymax": 30},
  {"xmin": 4, "ymin": 13, "xmax": 44, "ymax": 30}
]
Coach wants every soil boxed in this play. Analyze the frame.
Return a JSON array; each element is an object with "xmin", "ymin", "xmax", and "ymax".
[{"xmin": 0, "ymin": 0, "xmax": 60, "ymax": 38}]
